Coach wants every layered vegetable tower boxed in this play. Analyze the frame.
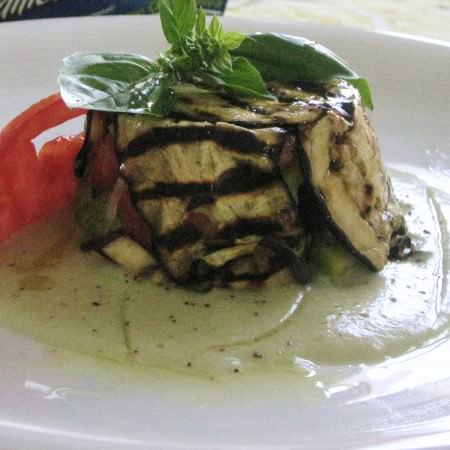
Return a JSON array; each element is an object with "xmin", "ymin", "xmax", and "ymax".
[
  {"xmin": 75, "ymin": 80, "xmax": 411, "ymax": 289},
  {"xmin": 61, "ymin": 0, "xmax": 412, "ymax": 289}
]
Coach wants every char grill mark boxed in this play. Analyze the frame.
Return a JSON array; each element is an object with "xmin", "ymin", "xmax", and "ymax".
[
  {"xmin": 133, "ymin": 167, "xmax": 278, "ymax": 200},
  {"xmin": 121, "ymin": 123, "xmax": 286, "ymax": 159},
  {"xmin": 159, "ymin": 223, "xmax": 203, "ymax": 252},
  {"xmin": 160, "ymin": 218, "xmax": 283, "ymax": 252},
  {"xmin": 159, "ymin": 218, "xmax": 283, "ymax": 253},
  {"xmin": 138, "ymin": 183, "xmax": 298, "ymax": 243},
  {"xmin": 119, "ymin": 123, "xmax": 286, "ymax": 199}
]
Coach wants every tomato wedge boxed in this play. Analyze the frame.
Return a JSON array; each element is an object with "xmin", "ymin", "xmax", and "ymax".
[{"xmin": 0, "ymin": 93, "xmax": 86, "ymax": 243}]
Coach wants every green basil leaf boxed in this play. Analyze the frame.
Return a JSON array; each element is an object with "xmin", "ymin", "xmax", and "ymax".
[
  {"xmin": 346, "ymin": 78, "xmax": 374, "ymax": 110},
  {"xmin": 58, "ymin": 53, "xmax": 174, "ymax": 117},
  {"xmin": 215, "ymin": 57, "xmax": 274, "ymax": 99},
  {"xmin": 232, "ymin": 32, "xmax": 373, "ymax": 109},
  {"xmin": 208, "ymin": 15, "xmax": 224, "ymax": 41},
  {"xmin": 159, "ymin": 0, "xmax": 197, "ymax": 45},
  {"xmin": 195, "ymin": 7, "xmax": 206, "ymax": 35},
  {"xmin": 223, "ymin": 31, "xmax": 246, "ymax": 50}
]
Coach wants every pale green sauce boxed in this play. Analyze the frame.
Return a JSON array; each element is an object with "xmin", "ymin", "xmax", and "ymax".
[{"xmin": 0, "ymin": 171, "xmax": 449, "ymax": 382}]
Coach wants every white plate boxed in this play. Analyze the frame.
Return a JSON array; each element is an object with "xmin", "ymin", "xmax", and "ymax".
[{"xmin": 1, "ymin": 15, "xmax": 450, "ymax": 450}]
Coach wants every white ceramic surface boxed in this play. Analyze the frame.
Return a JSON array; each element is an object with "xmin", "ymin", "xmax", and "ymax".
[{"xmin": 1, "ymin": 15, "xmax": 450, "ymax": 450}]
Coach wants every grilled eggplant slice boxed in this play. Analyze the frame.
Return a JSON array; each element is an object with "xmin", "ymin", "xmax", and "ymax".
[
  {"xmin": 75, "ymin": 80, "xmax": 411, "ymax": 288},
  {"xmin": 173, "ymin": 83, "xmax": 325, "ymax": 127},
  {"xmin": 298, "ymin": 81, "xmax": 410, "ymax": 270}
]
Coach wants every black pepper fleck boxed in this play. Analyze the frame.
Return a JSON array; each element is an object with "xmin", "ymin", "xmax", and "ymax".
[
  {"xmin": 92, "ymin": 301, "xmax": 101, "ymax": 306},
  {"xmin": 187, "ymin": 362, "xmax": 192, "ymax": 367},
  {"xmin": 234, "ymin": 368, "xmax": 240, "ymax": 373},
  {"xmin": 253, "ymin": 351, "xmax": 263, "ymax": 359}
]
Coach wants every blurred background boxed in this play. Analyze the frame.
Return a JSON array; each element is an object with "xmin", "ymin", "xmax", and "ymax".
[
  {"xmin": 1, "ymin": 0, "xmax": 449, "ymax": 41},
  {"xmin": 228, "ymin": 0, "xmax": 450, "ymax": 42}
]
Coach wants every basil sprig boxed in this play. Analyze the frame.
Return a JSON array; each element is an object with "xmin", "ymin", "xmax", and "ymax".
[
  {"xmin": 155, "ymin": 0, "xmax": 272, "ymax": 99},
  {"xmin": 232, "ymin": 33, "xmax": 373, "ymax": 109},
  {"xmin": 58, "ymin": 0, "xmax": 373, "ymax": 116},
  {"xmin": 59, "ymin": 53, "xmax": 173, "ymax": 117}
]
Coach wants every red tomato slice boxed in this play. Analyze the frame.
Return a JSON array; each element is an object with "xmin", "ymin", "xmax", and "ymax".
[
  {"xmin": 39, "ymin": 134, "xmax": 85, "ymax": 208},
  {"xmin": 0, "ymin": 93, "xmax": 86, "ymax": 244},
  {"xmin": 0, "ymin": 94, "xmax": 84, "ymax": 149}
]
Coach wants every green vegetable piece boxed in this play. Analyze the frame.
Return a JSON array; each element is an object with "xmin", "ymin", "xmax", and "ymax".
[
  {"xmin": 58, "ymin": 53, "xmax": 174, "ymax": 117},
  {"xmin": 223, "ymin": 32, "xmax": 246, "ymax": 50},
  {"xmin": 75, "ymin": 183, "xmax": 121, "ymax": 244},
  {"xmin": 312, "ymin": 234, "xmax": 361, "ymax": 282},
  {"xmin": 159, "ymin": 0, "xmax": 197, "ymax": 45},
  {"xmin": 218, "ymin": 57, "xmax": 275, "ymax": 99},
  {"xmin": 195, "ymin": 7, "xmax": 206, "ymax": 34},
  {"xmin": 208, "ymin": 15, "xmax": 224, "ymax": 41},
  {"xmin": 347, "ymin": 77, "xmax": 374, "ymax": 110},
  {"xmin": 232, "ymin": 33, "xmax": 373, "ymax": 109}
]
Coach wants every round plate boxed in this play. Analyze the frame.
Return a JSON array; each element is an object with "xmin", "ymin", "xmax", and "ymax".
[{"xmin": 1, "ymin": 15, "xmax": 450, "ymax": 450}]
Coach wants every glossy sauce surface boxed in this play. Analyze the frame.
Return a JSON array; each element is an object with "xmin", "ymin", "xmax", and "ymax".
[{"xmin": 0, "ymin": 170, "xmax": 449, "ymax": 383}]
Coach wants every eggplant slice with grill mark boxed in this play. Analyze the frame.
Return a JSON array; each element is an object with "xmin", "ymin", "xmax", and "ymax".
[
  {"xmin": 75, "ymin": 80, "xmax": 411, "ymax": 288},
  {"xmin": 298, "ymin": 80, "xmax": 411, "ymax": 270}
]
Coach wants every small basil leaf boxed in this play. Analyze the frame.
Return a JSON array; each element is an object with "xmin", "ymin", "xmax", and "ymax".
[
  {"xmin": 217, "ymin": 57, "xmax": 274, "ymax": 99},
  {"xmin": 159, "ymin": 0, "xmax": 197, "ymax": 45},
  {"xmin": 195, "ymin": 7, "xmax": 206, "ymax": 35},
  {"xmin": 208, "ymin": 15, "xmax": 224, "ymax": 41},
  {"xmin": 58, "ymin": 53, "xmax": 174, "ymax": 117},
  {"xmin": 346, "ymin": 77, "xmax": 374, "ymax": 110},
  {"xmin": 233, "ymin": 32, "xmax": 373, "ymax": 109},
  {"xmin": 223, "ymin": 31, "xmax": 246, "ymax": 50},
  {"xmin": 232, "ymin": 33, "xmax": 355, "ymax": 82}
]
